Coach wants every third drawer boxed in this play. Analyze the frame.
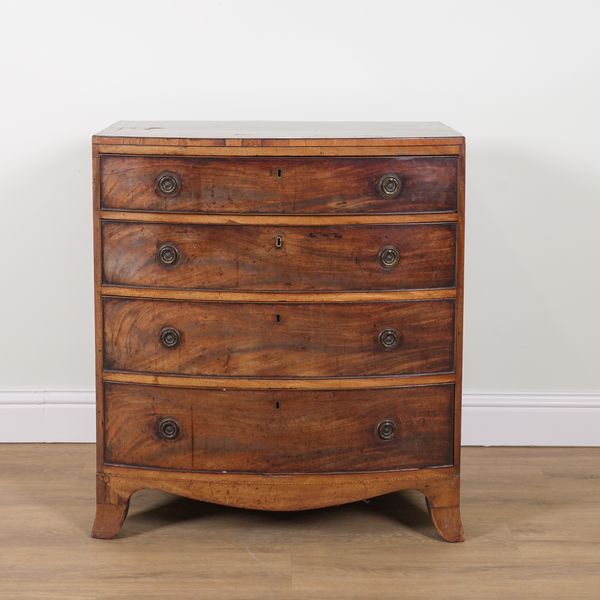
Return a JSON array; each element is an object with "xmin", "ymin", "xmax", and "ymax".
[{"xmin": 103, "ymin": 298, "xmax": 455, "ymax": 377}]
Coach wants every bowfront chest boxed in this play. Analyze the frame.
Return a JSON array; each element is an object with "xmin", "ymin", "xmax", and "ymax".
[{"xmin": 92, "ymin": 121, "xmax": 465, "ymax": 542}]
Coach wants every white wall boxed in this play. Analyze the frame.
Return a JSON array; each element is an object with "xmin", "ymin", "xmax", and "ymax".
[{"xmin": 1, "ymin": 0, "xmax": 599, "ymax": 443}]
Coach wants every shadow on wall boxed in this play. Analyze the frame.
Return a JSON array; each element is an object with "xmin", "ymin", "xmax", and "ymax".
[
  {"xmin": 463, "ymin": 142, "xmax": 599, "ymax": 392},
  {"xmin": 0, "ymin": 140, "xmax": 95, "ymax": 385}
]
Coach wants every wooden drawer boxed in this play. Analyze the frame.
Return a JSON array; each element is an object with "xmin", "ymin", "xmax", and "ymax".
[
  {"xmin": 103, "ymin": 383, "xmax": 454, "ymax": 473},
  {"xmin": 102, "ymin": 221, "xmax": 457, "ymax": 291},
  {"xmin": 100, "ymin": 155, "xmax": 457, "ymax": 214},
  {"xmin": 103, "ymin": 298, "xmax": 455, "ymax": 377}
]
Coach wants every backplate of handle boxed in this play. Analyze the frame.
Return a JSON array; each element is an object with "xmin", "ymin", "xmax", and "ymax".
[
  {"xmin": 155, "ymin": 172, "xmax": 181, "ymax": 197},
  {"xmin": 157, "ymin": 417, "xmax": 181, "ymax": 440},
  {"xmin": 378, "ymin": 246, "xmax": 400, "ymax": 269},
  {"xmin": 157, "ymin": 243, "xmax": 179, "ymax": 266},
  {"xmin": 378, "ymin": 328, "xmax": 400, "ymax": 350},
  {"xmin": 376, "ymin": 419, "xmax": 397, "ymax": 440},
  {"xmin": 160, "ymin": 326, "xmax": 181, "ymax": 348},
  {"xmin": 378, "ymin": 174, "xmax": 402, "ymax": 199}
]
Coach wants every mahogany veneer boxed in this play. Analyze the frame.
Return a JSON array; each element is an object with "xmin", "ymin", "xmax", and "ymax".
[
  {"xmin": 100, "ymin": 155, "xmax": 458, "ymax": 214},
  {"xmin": 102, "ymin": 222, "xmax": 457, "ymax": 291},
  {"xmin": 92, "ymin": 121, "xmax": 465, "ymax": 542},
  {"xmin": 103, "ymin": 298, "xmax": 455, "ymax": 377},
  {"xmin": 104, "ymin": 383, "xmax": 454, "ymax": 473}
]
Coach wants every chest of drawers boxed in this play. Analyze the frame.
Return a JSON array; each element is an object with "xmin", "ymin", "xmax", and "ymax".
[{"xmin": 91, "ymin": 121, "xmax": 465, "ymax": 542}]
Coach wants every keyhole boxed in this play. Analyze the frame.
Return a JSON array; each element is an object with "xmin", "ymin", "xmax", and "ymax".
[
  {"xmin": 275, "ymin": 314, "xmax": 281, "ymax": 323},
  {"xmin": 275, "ymin": 236, "xmax": 283, "ymax": 248},
  {"xmin": 275, "ymin": 401, "xmax": 280, "ymax": 410},
  {"xmin": 276, "ymin": 168, "xmax": 284, "ymax": 179}
]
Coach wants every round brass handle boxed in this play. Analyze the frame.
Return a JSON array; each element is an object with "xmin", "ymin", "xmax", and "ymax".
[
  {"xmin": 376, "ymin": 419, "xmax": 397, "ymax": 441},
  {"xmin": 378, "ymin": 174, "xmax": 402, "ymax": 199},
  {"xmin": 378, "ymin": 246, "xmax": 400, "ymax": 269},
  {"xmin": 379, "ymin": 328, "xmax": 399, "ymax": 350},
  {"xmin": 158, "ymin": 244, "xmax": 179, "ymax": 266},
  {"xmin": 156, "ymin": 172, "xmax": 181, "ymax": 196},
  {"xmin": 160, "ymin": 326, "xmax": 181, "ymax": 348},
  {"xmin": 158, "ymin": 417, "xmax": 181, "ymax": 440}
]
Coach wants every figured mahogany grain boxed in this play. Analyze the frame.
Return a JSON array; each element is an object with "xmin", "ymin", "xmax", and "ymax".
[
  {"xmin": 102, "ymin": 222, "xmax": 457, "ymax": 292},
  {"xmin": 103, "ymin": 383, "xmax": 454, "ymax": 473},
  {"xmin": 100, "ymin": 155, "xmax": 457, "ymax": 214},
  {"xmin": 102, "ymin": 298, "xmax": 455, "ymax": 378}
]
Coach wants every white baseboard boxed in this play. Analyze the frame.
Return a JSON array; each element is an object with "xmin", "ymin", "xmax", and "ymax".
[
  {"xmin": 0, "ymin": 390, "xmax": 96, "ymax": 443},
  {"xmin": 462, "ymin": 392, "xmax": 600, "ymax": 446},
  {"xmin": 0, "ymin": 389, "xmax": 599, "ymax": 445}
]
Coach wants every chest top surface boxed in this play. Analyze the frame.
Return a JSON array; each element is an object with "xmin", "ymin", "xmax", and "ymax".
[{"xmin": 94, "ymin": 121, "xmax": 464, "ymax": 145}]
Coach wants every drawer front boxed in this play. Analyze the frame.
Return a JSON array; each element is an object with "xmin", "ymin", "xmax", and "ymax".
[
  {"xmin": 103, "ymin": 298, "xmax": 454, "ymax": 377},
  {"xmin": 102, "ymin": 222, "xmax": 457, "ymax": 291},
  {"xmin": 100, "ymin": 155, "xmax": 457, "ymax": 214},
  {"xmin": 104, "ymin": 383, "xmax": 454, "ymax": 473}
]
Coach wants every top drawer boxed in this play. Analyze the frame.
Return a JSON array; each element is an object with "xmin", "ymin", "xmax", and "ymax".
[{"xmin": 100, "ymin": 155, "xmax": 458, "ymax": 214}]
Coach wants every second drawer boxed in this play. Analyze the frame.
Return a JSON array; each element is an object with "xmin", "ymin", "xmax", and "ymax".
[
  {"xmin": 102, "ymin": 222, "xmax": 457, "ymax": 292},
  {"xmin": 103, "ymin": 298, "xmax": 455, "ymax": 377}
]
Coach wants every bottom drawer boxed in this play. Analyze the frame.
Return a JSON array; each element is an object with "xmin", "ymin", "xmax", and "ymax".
[{"xmin": 103, "ymin": 383, "xmax": 454, "ymax": 473}]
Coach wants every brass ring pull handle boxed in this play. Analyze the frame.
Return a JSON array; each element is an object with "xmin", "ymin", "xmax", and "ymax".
[
  {"xmin": 379, "ymin": 328, "xmax": 400, "ymax": 350},
  {"xmin": 155, "ymin": 172, "xmax": 181, "ymax": 196},
  {"xmin": 378, "ymin": 246, "xmax": 400, "ymax": 269},
  {"xmin": 158, "ymin": 417, "xmax": 181, "ymax": 440},
  {"xmin": 157, "ymin": 244, "xmax": 179, "ymax": 266},
  {"xmin": 378, "ymin": 174, "xmax": 402, "ymax": 199},
  {"xmin": 376, "ymin": 419, "xmax": 397, "ymax": 441},
  {"xmin": 160, "ymin": 326, "xmax": 181, "ymax": 348}
]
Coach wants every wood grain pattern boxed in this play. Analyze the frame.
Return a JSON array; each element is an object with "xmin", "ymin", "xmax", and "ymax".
[
  {"xmin": 93, "ymin": 462, "xmax": 463, "ymax": 541},
  {"xmin": 91, "ymin": 473, "xmax": 130, "ymax": 539},
  {"xmin": 97, "ymin": 143, "xmax": 463, "ymax": 157},
  {"xmin": 101, "ymin": 462, "xmax": 458, "ymax": 511},
  {"xmin": 103, "ymin": 298, "xmax": 455, "ymax": 378},
  {"xmin": 7, "ymin": 444, "xmax": 600, "ymax": 596},
  {"xmin": 102, "ymin": 371, "xmax": 456, "ymax": 390},
  {"xmin": 100, "ymin": 155, "xmax": 458, "ymax": 214},
  {"xmin": 99, "ymin": 210, "xmax": 458, "ymax": 225},
  {"xmin": 92, "ymin": 145, "xmax": 106, "ymax": 473},
  {"xmin": 102, "ymin": 221, "xmax": 457, "ymax": 292},
  {"xmin": 94, "ymin": 120, "xmax": 463, "ymax": 144},
  {"xmin": 101, "ymin": 287, "xmax": 456, "ymax": 303},
  {"xmin": 103, "ymin": 383, "xmax": 454, "ymax": 473},
  {"xmin": 453, "ymin": 143, "xmax": 466, "ymax": 468}
]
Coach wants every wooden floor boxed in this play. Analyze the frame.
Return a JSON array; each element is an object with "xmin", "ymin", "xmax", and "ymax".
[{"xmin": 0, "ymin": 446, "xmax": 599, "ymax": 599}]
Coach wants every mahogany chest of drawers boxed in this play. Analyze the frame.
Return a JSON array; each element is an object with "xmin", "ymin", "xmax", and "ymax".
[{"xmin": 91, "ymin": 121, "xmax": 465, "ymax": 542}]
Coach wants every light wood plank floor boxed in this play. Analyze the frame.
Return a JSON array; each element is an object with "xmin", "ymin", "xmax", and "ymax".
[{"xmin": 0, "ymin": 445, "xmax": 599, "ymax": 599}]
